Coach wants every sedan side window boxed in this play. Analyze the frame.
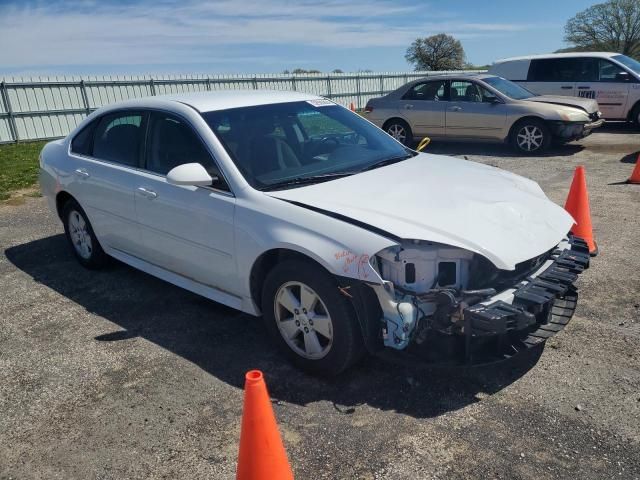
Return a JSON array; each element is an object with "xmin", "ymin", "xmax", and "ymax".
[
  {"xmin": 147, "ymin": 113, "xmax": 228, "ymax": 190},
  {"xmin": 450, "ymin": 81, "xmax": 482, "ymax": 102},
  {"xmin": 70, "ymin": 119, "xmax": 98, "ymax": 156},
  {"xmin": 92, "ymin": 113, "xmax": 144, "ymax": 167},
  {"xmin": 403, "ymin": 80, "xmax": 447, "ymax": 101}
]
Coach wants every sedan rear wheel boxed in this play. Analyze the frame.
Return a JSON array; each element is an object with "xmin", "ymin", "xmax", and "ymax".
[
  {"xmin": 62, "ymin": 199, "xmax": 108, "ymax": 269},
  {"xmin": 385, "ymin": 119, "xmax": 413, "ymax": 147}
]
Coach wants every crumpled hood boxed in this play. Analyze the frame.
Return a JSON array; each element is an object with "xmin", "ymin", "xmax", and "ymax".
[
  {"xmin": 266, "ymin": 154, "xmax": 574, "ymax": 270},
  {"xmin": 525, "ymin": 95, "xmax": 599, "ymax": 114}
]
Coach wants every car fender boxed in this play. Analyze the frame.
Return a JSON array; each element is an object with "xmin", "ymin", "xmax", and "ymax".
[{"xmin": 233, "ymin": 193, "xmax": 397, "ymax": 312}]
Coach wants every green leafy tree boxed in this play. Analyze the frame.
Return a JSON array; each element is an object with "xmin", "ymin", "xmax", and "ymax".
[
  {"xmin": 564, "ymin": 0, "xmax": 640, "ymax": 58},
  {"xmin": 405, "ymin": 33, "xmax": 466, "ymax": 71}
]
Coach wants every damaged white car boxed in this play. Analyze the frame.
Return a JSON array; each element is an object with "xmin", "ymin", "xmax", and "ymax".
[{"xmin": 40, "ymin": 91, "xmax": 591, "ymax": 375}]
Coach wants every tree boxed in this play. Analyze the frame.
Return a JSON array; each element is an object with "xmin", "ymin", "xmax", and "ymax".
[
  {"xmin": 332, "ymin": 69, "xmax": 344, "ymax": 73},
  {"xmin": 564, "ymin": 0, "xmax": 640, "ymax": 59},
  {"xmin": 291, "ymin": 68, "xmax": 321, "ymax": 74},
  {"xmin": 405, "ymin": 33, "xmax": 466, "ymax": 71}
]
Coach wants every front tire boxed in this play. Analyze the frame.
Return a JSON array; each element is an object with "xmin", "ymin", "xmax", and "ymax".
[
  {"xmin": 384, "ymin": 119, "xmax": 413, "ymax": 147},
  {"xmin": 631, "ymin": 103, "xmax": 640, "ymax": 128},
  {"xmin": 62, "ymin": 199, "xmax": 108, "ymax": 269},
  {"xmin": 510, "ymin": 119, "xmax": 551, "ymax": 154},
  {"xmin": 261, "ymin": 260, "xmax": 365, "ymax": 376}
]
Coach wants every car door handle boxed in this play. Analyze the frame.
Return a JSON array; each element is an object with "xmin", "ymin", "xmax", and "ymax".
[
  {"xmin": 448, "ymin": 106, "xmax": 462, "ymax": 112},
  {"xmin": 74, "ymin": 168, "xmax": 90, "ymax": 178},
  {"xmin": 404, "ymin": 104, "xmax": 414, "ymax": 109},
  {"xmin": 561, "ymin": 86, "xmax": 573, "ymax": 89},
  {"xmin": 137, "ymin": 187, "xmax": 158, "ymax": 199},
  {"xmin": 577, "ymin": 86, "xmax": 590, "ymax": 89}
]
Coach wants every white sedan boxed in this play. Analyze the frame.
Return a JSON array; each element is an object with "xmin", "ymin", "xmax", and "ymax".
[{"xmin": 40, "ymin": 90, "xmax": 590, "ymax": 375}]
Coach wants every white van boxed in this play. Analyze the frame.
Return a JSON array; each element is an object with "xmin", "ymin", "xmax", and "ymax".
[{"xmin": 489, "ymin": 52, "xmax": 640, "ymax": 124}]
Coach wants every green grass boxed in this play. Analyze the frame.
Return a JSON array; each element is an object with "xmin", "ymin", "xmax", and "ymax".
[{"xmin": 0, "ymin": 141, "xmax": 47, "ymax": 200}]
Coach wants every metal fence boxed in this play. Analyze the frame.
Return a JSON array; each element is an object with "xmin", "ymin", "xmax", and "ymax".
[{"xmin": 0, "ymin": 70, "xmax": 484, "ymax": 144}]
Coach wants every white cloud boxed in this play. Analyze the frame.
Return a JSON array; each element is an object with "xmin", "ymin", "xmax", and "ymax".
[{"xmin": 0, "ymin": 0, "xmax": 550, "ymax": 68}]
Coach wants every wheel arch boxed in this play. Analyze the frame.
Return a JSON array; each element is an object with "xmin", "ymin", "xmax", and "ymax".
[
  {"xmin": 382, "ymin": 116, "xmax": 411, "ymax": 131},
  {"xmin": 626, "ymin": 99, "xmax": 640, "ymax": 122},
  {"xmin": 249, "ymin": 247, "xmax": 382, "ymax": 353},
  {"xmin": 508, "ymin": 115, "xmax": 548, "ymax": 139},
  {"xmin": 55, "ymin": 191, "xmax": 76, "ymax": 220},
  {"xmin": 249, "ymin": 248, "xmax": 336, "ymax": 314}
]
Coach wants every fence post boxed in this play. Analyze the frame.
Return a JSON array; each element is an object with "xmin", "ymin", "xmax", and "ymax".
[
  {"xmin": 379, "ymin": 75, "xmax": 384, "ymax": 96},
  {"xmin": 252, "ymin": 77, "xmax": 258, "ymax": 89},
  {"xmin": 149, "ymin": 78, "xmax": 156, "ymax": 96},
  {"xmin": 326, "ymin": 75, "xmax": 332, "ymax": 99},
  {"xmin": 206, "ymin": 77, "xmax": 212, "ymax": 91},
  {"xmin": 79, "ymin": 80, "xmax": 91, "ymax": 115},
  {"xmin": 291, "ymin": 75, "xmax": 297, "ymax": 91},
  {"xmin": 356, "ymin": 74, "xmax": 361, "ymax": 109},
  {"xmin": 1, "ymin": 81, "xmax": 19, "ymax": 143}
]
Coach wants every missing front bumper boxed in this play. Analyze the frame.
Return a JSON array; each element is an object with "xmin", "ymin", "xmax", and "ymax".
[{"xmin": 378, "ymin": 236, "xmax": 590, "ymax": 367}]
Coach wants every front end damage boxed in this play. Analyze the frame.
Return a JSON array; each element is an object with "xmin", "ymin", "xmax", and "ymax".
[{"xmin": 365, "ymin": 235, "xmax": 590, "ymax": 365}]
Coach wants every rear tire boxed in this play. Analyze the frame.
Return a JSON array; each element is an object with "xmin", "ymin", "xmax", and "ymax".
[
  {"xmin": 384, "ymin": 119, "xmax": 413, "ymax": 147},
  {"xmin": 510, "ymin": 118, "xmax": 551, "ymax": 154},
  {"xmin": 62, "ymin": 199, "xmax": 109, "ymax": 269},
  {"xmin": 261, "ymin": 260, "xmax": 365, "ymax": 376}
]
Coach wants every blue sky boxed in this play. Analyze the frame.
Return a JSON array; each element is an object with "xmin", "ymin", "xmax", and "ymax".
[{"xmin": 0, "ymin": 0, "xmax": 599, "ymax": 76}]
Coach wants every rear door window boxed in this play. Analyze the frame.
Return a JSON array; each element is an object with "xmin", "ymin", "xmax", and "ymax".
[
  {"xmin": 403, "ymin": 80, "xmax": 447, "ymax": 101},
  {"xmin": 528, "ymin": 58, "xmax": 581, "ymax": 82},
  {"xmin": 92, "ymin": 112, "xmax": 145, "ymax": 167}
]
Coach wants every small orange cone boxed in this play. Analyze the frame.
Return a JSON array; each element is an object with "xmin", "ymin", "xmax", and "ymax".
[
  {"xmin": 564, "ymin": 166, "xmax": 598, "ymax": 256},
  {"xmin": 349, "ymin": 102, "xmax": 355, "ymax": 111},
  {"xmin": 628, "ymin": 153, "xmax": 640, "ymax": 184},
  {"xmin": 236, "ymin": 370, "xmax": 294, "ymax": 480}
]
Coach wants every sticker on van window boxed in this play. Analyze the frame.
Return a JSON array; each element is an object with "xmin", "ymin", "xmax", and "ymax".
[{"xmin": 306, "ymin": 99, "xmax": 335, "ymax": 107}]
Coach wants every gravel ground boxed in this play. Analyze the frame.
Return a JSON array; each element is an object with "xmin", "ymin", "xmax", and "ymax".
[{"xmin": 1, "ymin": 124, "xmax": 639, "ymax": 479}]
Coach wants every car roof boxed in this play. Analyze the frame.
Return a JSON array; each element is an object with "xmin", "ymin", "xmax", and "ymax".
[
  {"xmin": 405, "ymin": 73, "xmax": 496, "ymax": 84},
  {"xmin": 120, "ymin": 90, "xmax": 324, "ymax": 113},
  {"xmin": 494, "ymin": 52, "xmax": 620, "ymax": 64}
]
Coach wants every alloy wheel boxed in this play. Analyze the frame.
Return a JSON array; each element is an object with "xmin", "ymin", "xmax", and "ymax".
[
  {"xmin": 68, "ymin": 210, "xmax": 93, "ymax": 259},
  {"xmin": 274, "ymin": 281, "xmax": 333, "ymax": 360},
  {"xmin": 387, "ymin": 124, "xmax": 407, "ymax": 143},
  {"xmin": 516, "ymin": 125, "xmax": 544, "ymax": 152}
]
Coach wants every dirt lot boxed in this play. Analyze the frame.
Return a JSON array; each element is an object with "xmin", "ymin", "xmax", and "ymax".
[{"xmin": 1, "ymin": 125, "xmax": 639, "ymax": 479}]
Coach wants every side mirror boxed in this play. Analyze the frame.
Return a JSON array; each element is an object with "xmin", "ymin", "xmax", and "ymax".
[
  {"xmin": 486, "ymin": 95, "xmax": 501, "ymax": 104},
  {"xmin": 616, "ymin": 71, "xmax": 631, "ymax": 82},
  {"xmin": 166, "ymin": 163, "xmax": 214, "ymax": 187}
]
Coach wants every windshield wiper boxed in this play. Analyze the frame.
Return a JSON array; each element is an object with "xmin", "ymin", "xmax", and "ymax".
[
  {"xmin": 260, "ymin": 172, "xmax": 355, "ymax": 191},
  {"xmin": 358, "ymin": 153, "xmax": 414, "ymax": 173}
]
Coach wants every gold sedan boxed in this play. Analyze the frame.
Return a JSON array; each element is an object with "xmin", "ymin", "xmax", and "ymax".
[{"xmin": 364, "ymin": 74, "xmax": 604, "ymax": 154}]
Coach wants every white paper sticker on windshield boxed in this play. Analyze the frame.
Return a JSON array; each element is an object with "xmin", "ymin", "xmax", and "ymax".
[{"xmin": 306, "ymin": 99, "xmax": 334, "ymax": 107}]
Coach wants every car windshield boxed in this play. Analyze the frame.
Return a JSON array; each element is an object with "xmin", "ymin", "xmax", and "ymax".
[
  {"xmin": 483, "ymin": 76, "xmax": 535, "ymax": 100},
  {"xmin": 201, "ymin": 100, "xmax": 413, "ymax": 190},
  {"xmin": 612, "ymin": 54, "xmax": 640, "ymax": 75}
]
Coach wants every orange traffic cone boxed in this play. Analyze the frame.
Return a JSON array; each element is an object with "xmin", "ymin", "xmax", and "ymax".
[
  {"xmin": 628, "ymin": 153, "xmax": 640, "ymax": 184},
  {"xmin": 564, "ymin": 166, "xmax": 598, "ymax": 256},
  {"xmin": 237, "ymin": 370, "xmax": 294, "ymax": 480},
  {"xmin": 349, "ymin": 102, "xmax": 355, "ymax": 111}
]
